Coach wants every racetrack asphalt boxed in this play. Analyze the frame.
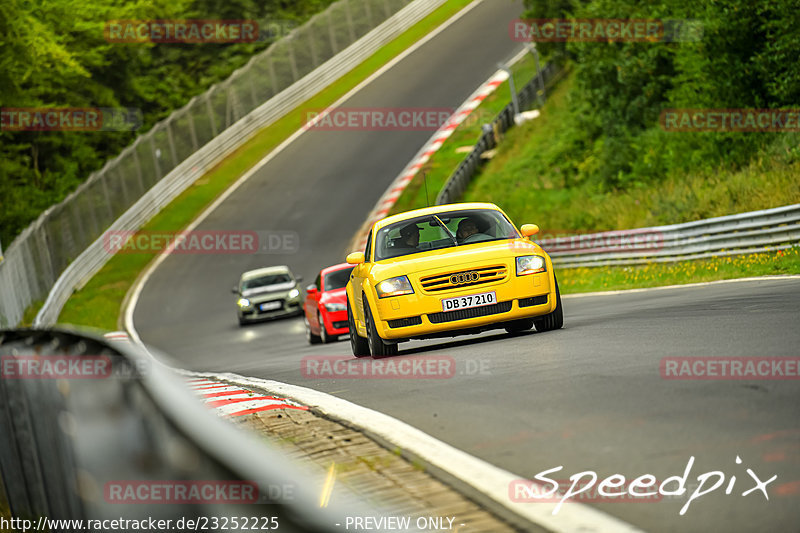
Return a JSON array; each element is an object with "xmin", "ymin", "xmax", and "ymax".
[{"xmin": 132, "ymin": 1, "xmax": 800, "ymax": 530}]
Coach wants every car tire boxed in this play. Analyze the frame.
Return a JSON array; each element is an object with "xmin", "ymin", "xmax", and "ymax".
[
  {"xmin": 318, "ymin": 312, "xmax": 332, "ymax": 344},
  {"xmin": 305, "ymin": 315, "xmax": 321, "ymax": 345},
  {"xmin": 534, "ymin": 276, "xmax": 564, "ymax": 332},
  {"xmin": 238, "ymin": 317, "xmax": 247, "ymax": 327},
  {"xmin": 505, "ymin": 318, "xmax": 534, "ymax": 334},
  {"xmin": 347, "ymin": 298, "xmax": 370, "ymax": 357},
  {"xmin": 364, "ymin": 300, "xmax": 397, "ymax": 357}
]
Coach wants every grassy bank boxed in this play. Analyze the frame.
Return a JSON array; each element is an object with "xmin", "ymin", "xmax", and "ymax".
[
  {"xmin": 388, "ymin": 55, "xmax": 566, "ymax": 215},
  {"xmin": 462, "ymin": 70, "xmax": 800, "ymax": 232},
  {"xmin": 54, "ymin": 0, "xmax": 475, "ymax": 330}
]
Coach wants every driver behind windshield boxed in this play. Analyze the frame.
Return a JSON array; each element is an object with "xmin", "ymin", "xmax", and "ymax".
[{"xmin": 397, "ymin": 223, "xmax": 420, "ymax": 248}]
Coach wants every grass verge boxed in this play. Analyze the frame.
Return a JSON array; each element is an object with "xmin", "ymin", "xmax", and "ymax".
[
  {"xmin": 56, "ymin": 0, "xmax": 475, "ymax": 331},
  {"xmin": 388, "ymin": 55, "xmax": 566, "ymax": 215},
  {"xmin": 558, "ymin": 246, "xmax": 800, "ymax": 294},
  {"xmin": 461, "ymin": 69, "xmax": 800, "ymax": 231}
]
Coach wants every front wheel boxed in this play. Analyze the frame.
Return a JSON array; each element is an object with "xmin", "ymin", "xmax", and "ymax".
[
  {"xmin": 347, "ymin": 298, "xmax": 370, "ymax": 357},
  {"xmin": 534, "ymin": 276, "xmax": 564, "ymax": 332},
  {"xmin": 365, "ymin": 301, "xmax": 397, "ymax": 357}
]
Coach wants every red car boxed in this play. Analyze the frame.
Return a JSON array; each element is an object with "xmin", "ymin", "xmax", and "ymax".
[{"xmin": 303, "ymin": 263, "xmax": 355, "ymax": 344}]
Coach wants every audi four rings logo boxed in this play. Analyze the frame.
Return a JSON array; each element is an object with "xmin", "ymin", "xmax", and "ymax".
[{"xmin": 450, "ymin": 271, "xmax": 480, "ymax": 285}]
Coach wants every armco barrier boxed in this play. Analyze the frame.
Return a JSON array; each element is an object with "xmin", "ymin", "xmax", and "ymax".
[
  {"xmin": 0, "ymin": 0, "xmax": 449, "ymax": 328},
  {"xmin": 0, "ymin": 328, "xmax": 378, "ymax": 529},
  {"xmin": 538, "ymin": 204, "xmax": 800, "ymax": 268}
]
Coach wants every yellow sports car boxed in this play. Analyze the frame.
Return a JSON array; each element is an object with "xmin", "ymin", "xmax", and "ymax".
[{"xmin": 345, "ymin": 202, "xmax": 563, "ymax": 356}]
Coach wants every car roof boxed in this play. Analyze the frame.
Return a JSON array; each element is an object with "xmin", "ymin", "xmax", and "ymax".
[
  {"xmin": 240, "ymin": 265, "xmax": 292, "ymax": 281},
  {"xmin": 372, "ymin": 202, "xmax": 505, "ymax": 232}
]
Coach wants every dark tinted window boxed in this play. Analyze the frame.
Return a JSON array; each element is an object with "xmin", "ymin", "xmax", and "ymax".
[
  {"xmin": 323, "ymin": 266, "xmax": 355, "ymax": 291},
  {"xmin": 374, "ymin": 209, "xmax": 519, "ymax": 261},
  {"xmin": 242, "ymin": 273, "xmax": 291, "ymax": 290}
]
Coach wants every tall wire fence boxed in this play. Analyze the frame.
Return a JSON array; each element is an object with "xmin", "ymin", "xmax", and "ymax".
[{"xmin": 0, "ymin": 0, "xmax": 421, "ymax": 327}]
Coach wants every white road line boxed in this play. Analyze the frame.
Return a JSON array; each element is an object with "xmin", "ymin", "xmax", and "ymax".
[
  {"xmin": 188, "ymin": 371, "xmax": 644, "ymax": 533},
  {"xmin": 562, "ymin": 274, "xmax": 800, "ymax": 299},
  {"xmin": 123, "ymin": 0, "xmax": 487, "ymax": 348},
  {"xmin": 123, "ymin": 3, "xmax": 643, "ymax": 531}
]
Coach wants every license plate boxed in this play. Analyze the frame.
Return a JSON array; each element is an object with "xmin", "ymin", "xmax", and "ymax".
[
  {"xmin": 259, "ymin": 301, "xmax": 282, "ymax": 311},
  {"xmin": 441, "ymin": 291, "xmax": 497, "ymax": 312}
]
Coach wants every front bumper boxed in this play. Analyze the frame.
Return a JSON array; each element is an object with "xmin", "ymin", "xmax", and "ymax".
[
  {"xmin": 370, "ymin": 270, "xmax": 555, "ymax": 340},
  {"xmin": 239, "ymin": 297, "xmax": 302, "ymax": 321},
  {"xmin": 321, "ymin": 309, "xmax": 349, "ymax": 336}
]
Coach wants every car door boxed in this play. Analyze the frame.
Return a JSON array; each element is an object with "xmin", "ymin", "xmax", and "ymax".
[{"xmin": 348, "ymin": 230, "xmax": 372, "ymax": 325}]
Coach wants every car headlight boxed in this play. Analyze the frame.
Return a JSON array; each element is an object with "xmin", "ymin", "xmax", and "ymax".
[
  {"xmin": 237, "ymin": 298, "xmax": 251, "ymax": 308},
  {"xmin": 376, "ymin": 275, "xmax": 414, "ymax": 298},
  {"xmin": 516, "ymin": 255, "xmax": 547, "ymax": 276},
  {"xmin": 324, "ymin": 302, "xmax": 347, "ymax": 312},
  {"xmin": 288, "ymin": 288, "xmax": 300, "ymax": 299}
]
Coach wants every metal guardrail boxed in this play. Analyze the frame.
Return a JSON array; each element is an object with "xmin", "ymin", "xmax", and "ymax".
[
  {"xmin": 537, "ymin": 204, "xmax": 800, "ymax": 268},
  {"xmin": 0, "ymin": 328, "xmax": 379, "ymax": 529},
  {"xmin": 435, "ymin": 60, "xmax": 563, "ymax": 205},
  {"xmin": 0, "ymin": 0, "xmax": 449, "ymax": 328}
]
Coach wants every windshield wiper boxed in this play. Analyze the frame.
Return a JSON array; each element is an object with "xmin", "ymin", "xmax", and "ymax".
[{"xmin": 432, "ymin": 215, "xmax": 458, "ymax": 247}]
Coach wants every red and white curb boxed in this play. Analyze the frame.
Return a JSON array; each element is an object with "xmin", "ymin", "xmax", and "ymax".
[
  {"xmin": 348, "ymin": 49, "xmax": 527, "ymax": 253},
  {"xmin": 186, "ymin": 378, "xmax": 309, "ymax": 418}
]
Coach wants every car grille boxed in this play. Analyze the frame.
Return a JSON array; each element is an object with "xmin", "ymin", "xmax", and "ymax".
[
  {"xmin": 419, "ymin": 265, "xmax": 507, "ymax": 293},
  {"xmin": 519, "ymin": 295, "xmax": 548, "ymax": 307},
  {"xmin": 427, "ymin": 300, "xmax": 512, "ymax": 324},
  {"xmin": 387, "ymin": 316, "xmax": 423, "ymax": 329},
  {"xmin": 332, "ymin": 320, "xmax": 349, "ymax": 329}
]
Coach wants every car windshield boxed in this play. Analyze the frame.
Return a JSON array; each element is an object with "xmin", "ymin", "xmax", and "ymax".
[
  {"xmin": 324, "ymin": 266, "xmax": 355, "ymax": 291},
  {"xmin": 374, "ymin": 209, "xmax": 519, "ymax": 261},
  {"xmin": 242, "ymin": 273, "xmax": 291, "ymax": 290}
]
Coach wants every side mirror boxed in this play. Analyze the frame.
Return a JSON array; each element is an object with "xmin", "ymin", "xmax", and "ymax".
[
  {"xmin": 520, "ymin": 224, "xmax": 540, "ymax": 237},
  {"xmin": 346, "ymin": 251, "xmax": 365, "ymax": 264},
  {"xmin": 231, "ymin": 286, "xmax": 239, "ymax": 294},
  {"xmin": 306, "ymin": 284, "xmax": 318, "ymax": 294},
  {"xmin": 295, "ymin": 275, "xmax": 303, "ymax": 283}
]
